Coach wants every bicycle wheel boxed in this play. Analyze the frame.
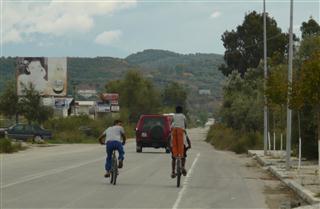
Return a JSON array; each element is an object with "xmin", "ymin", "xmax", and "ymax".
[
  {"xmin": 111, "ymin": 152, "xmax": 118, "ymax": 185},
  {"xmin": 110, "ymin": 169, "xmax": 114, "ymax": 184},
  {"xmin": 110, "ymin": 159, "xmax": 114, "ymax": 184},
  {"xmin": 110, "ymin": 152, "xmax": 117, "ymax": 185},
  {"xmin": 176, "ymin": 158, "xmax": 181, "ymax": 188},
  {"xmin": 113, "ymin": 158, "xmax": 118, "ymax": 185}
]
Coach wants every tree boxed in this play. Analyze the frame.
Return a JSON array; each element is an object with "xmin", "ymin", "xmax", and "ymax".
[
  {"xmin": 291, "ymin": 52, "xmax": 320, "ymax": 167},
  {"xmin": 105, "ymin": 70, "xmax": 161, "ymax": 122},
  {"xmin": 0, "ymin": 81, "xmax": 20, "ymax": 122},
  {"xmin": 298, "ymin": 35, "xmax": 320, "ymax": 61},
  {"xmin": 19, "ymin": 83, "xmax": 53, "ymax": 124},
  {"xmin": 162, "ymin": 82, "xmax": 187, "ymax": 109},
  {"xmin": 266, "ymin": 64, "xmax": 288, "ymax": 144},
  {"xmin": 289, "ymin": 26, "xmax": 320, "ymax": 159},
  {"xmin": 266, "ymin": 65, "xmax": 288, "ymax": 106},
  {"xmin": 220, "ymin": 11, "xmax": 289, "ymax": 77},
  {"xmin": 220, "ymin": 68, "xmax": 264, "ymax": 132},
  {"xmin": 300, "ymin": 17, "xmax": 320, "ymax": 39}
]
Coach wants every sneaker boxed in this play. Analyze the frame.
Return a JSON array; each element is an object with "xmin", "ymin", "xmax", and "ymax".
[
  {"xmin": 182, "ymin": 168, "xmax": 187, "ymax": 176},
  {"xmin": 171, "ymin": 172, "xmax": 176, "ymax": 178},
  {"xmin": 118, "ymin": 160, "xmax": 123, "ymax": 168},
  {"xmin": 104, "ymin": 172, "xmax": 110, "ymax": 178}
]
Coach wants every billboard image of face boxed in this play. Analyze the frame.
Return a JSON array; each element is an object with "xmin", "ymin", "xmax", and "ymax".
[{"xmin": 17, "ymin": 57, "xmax": 67, "ymax": 96}]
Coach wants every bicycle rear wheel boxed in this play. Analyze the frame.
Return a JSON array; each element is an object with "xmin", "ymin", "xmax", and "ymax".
[
  {"xmin": 110, "ymin": 162, "xmax": 114, "ymax": 184},
  {"xmin": 110, "ymin": 170, "xmax": 114, "ymax": 184},
  {"xmin": 176, "ymin": 158, "xmax": 181, "ymax": 188},
  {"xmin": 113, "ymin": 161, "xmax": 118, "ymax": 185},
  {"xmin": 110, "ymin": 153, "xmax": 118, "ymax": 185}
]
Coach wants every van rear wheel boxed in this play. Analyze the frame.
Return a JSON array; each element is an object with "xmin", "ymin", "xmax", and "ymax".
[{"xmin": 136, "ymin": 144, "xmax": 142, "ymax": 153}]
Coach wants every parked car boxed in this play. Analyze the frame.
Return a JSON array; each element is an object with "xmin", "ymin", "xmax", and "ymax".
[
  {"xmin": 135, "ymin": 114, "xmax": 172, "ymax": 153},
  {"xmin": 6, "ymin": 124, "xmax": 52, "ymax": 141}
]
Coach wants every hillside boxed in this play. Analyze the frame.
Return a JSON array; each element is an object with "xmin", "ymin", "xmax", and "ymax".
[
  {"xmin": 0, "ymin": 49, "xmax": 225, "ymax": 116},
  {"xmin": 125, "ymin": 50, "xmax": 225, "ymax": 116}
]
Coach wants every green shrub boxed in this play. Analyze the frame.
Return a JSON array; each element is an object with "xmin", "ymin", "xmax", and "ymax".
[
  {"xmin": 206, "ymin": 123, "xmax": 263, "ymax": 154},
  {"xmin": 0, "ymin": 138, "xmax": 26, "ymax": 153},
  {"xmin": 44, "ymin": 115, "xmax": 135, "ymax": 144},
  {"xmin": 51, "ymin": 131, "xmax": 90, "ymax": 143}
]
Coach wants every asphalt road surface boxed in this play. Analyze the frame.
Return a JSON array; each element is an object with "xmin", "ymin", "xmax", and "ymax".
[{"xmin": 1, "ymin": 128, "xmax": 270, "ymax": 209}]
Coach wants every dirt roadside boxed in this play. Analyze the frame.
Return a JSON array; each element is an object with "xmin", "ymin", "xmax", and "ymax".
[{"xmin": 239, "ymin": 154, "xmax": 307, "ymax": 209}]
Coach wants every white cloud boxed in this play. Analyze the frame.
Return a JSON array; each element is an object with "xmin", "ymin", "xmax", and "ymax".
[
  {"xmin": 2, "ymin": 29, "xmax": 23, "ymax": 44},
  {"xmin": 210, "ymin": 11, "xmax": 221, "ymax": 19},
  {"xmin": 95, "ymin": 30, "xmax": 122, "ymax": 45},
  {"xmin": 2, "ymin": 0, "xmax": 136, "ymax": 44}
]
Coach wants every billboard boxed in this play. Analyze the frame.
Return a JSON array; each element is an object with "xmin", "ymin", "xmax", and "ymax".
[
  {"xmin": 17, "ymin": 57, "xmax": 67, "ymax": 96},
  {"xmin": 111, "ymin": 105, "xmax": 120, "ymax": 112},
  {"xmin": 100, "ymin": 93, "xmax": 119, "ymax": 104},
  {"xmin": 96, "ymin": 102, "xmax": 111, "ymax": 113}
]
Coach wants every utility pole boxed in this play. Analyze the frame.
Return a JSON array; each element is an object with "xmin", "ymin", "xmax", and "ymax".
[
  {"xmin": 286, "ymin": 0, "xmax": 294, "ymax": 170},
  {"xmin": 263, "ymin": 0, "xmax": 268, "ymax": 156}
]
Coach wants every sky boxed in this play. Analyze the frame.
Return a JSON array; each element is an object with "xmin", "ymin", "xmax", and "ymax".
[{"xmin": 1, "ymin": 0, "xmax": 319, "ymax": 58}]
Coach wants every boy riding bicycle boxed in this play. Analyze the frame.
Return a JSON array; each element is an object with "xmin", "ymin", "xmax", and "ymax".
[
  {"xmin": 98, "ymin": 120, "xmax": 126, "ymax": 178},
  {"xmin": 170, "ymin": 106, "xmax": 191, "ymax": 178}
]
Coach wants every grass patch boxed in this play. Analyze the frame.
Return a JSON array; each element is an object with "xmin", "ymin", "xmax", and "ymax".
[
  {"xmin": 206, "ymin": 123, "xmax": 263, "ymax": 154},
  {"xmin": 0, "ymin": 138, "xmax": 27, "ymax": 153}
]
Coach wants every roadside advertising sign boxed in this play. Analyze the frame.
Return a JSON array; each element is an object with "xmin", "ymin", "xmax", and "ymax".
[{"xmin": 17, "ymin": 57, "xmax": 67, "ymax": 96}]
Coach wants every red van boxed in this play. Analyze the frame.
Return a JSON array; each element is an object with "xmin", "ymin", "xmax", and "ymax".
[{"xmin": 135, "ymin": 114, "xmax": 172, "ymax": 153}]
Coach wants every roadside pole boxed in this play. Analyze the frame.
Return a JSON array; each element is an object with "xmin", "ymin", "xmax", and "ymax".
[
  {"xmin": 286, "ymin": 0, "xmax": 294, "ymax": 170},
  {"xmin": 263, "ymin": 0, "xmax": 268, "ymax": 156}
]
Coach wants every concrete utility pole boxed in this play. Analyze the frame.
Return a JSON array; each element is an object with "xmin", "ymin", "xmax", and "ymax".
[
  {"xmin": 286, "ymin": 0, "xmax": 294, "ymax": 170},
  {"xmin": 263, "ymin": 0, "xmax": 268, "ymax": 156}
]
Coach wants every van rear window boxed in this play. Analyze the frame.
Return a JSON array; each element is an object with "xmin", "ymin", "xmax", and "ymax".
[{"xmin": 142, "ymin": 118, "xmax": 165, "ymax": 131}]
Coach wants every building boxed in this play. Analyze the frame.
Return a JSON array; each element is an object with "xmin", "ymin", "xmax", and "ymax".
[
  {"xmin": 74, "ymin": 101, "xmax": 96, "ymax": 117},
  {"xmin": 198, "ymin": 89, "xmax": 211, "ymax": 95},
  {"xmin": 42, "ymin": 97, "xmax": 74, "ymax": 118}
]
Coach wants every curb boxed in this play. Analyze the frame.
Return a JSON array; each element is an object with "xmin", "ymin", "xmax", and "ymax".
[
  {"xmin": 255, "ymin": 155, "xmax": 272, "ymax": 167},
  {"xmin": 249, "ymin": 151, "xmax": 320, "ymax": 206},
  {"xmin": 268, "ymin": 166, "xmax": 320, "ymax": 204},
  {"xmin": 294, "ymin": 203, "xmax": 320, "ymax": 209},
  {"xmin": 248, "ymin": 150, "xmax": 273, "ymax": 166}
]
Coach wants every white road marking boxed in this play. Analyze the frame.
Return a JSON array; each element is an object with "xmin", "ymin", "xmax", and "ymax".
[
  {"xmin": 1, "ymin": 157, "xmax": 104, "ymax": 189},
  {"xmin": 172, "ymin": 152, "xmax": 200, "ymax": 209}
]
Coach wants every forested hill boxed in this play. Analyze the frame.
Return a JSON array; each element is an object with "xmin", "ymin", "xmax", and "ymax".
[{"xmin": 0, "ymin": 49, "xmax": 225, "ymax": 115}]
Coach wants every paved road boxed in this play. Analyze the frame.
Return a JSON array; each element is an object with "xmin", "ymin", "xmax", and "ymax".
[{"xmin": 1, "ymin": 128, "xmax": 269, "ymax": 209}]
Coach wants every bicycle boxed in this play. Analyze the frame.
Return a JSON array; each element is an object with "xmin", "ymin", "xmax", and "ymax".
[{"xmin": 110, "ymin": 150, "xmax": 118, "ymax": 185}]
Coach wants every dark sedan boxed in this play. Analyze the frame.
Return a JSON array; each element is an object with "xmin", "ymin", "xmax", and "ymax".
[{"xmin": 6, "ymin": 124, "xmax": 52, "ymax": 141}]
